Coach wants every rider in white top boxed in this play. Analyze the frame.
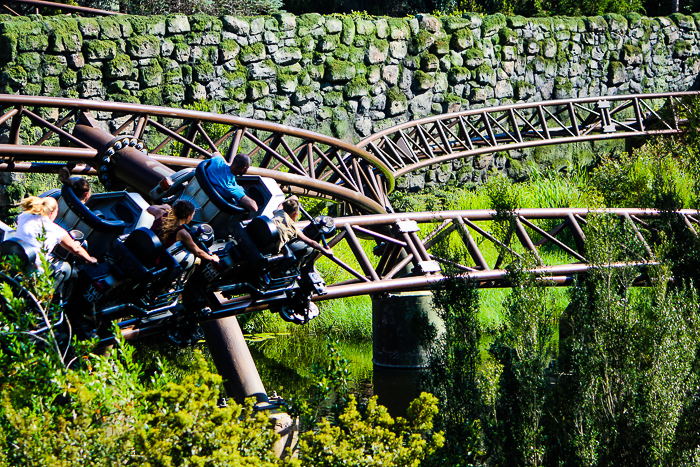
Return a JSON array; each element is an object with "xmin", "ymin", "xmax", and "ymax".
[
  {"xmin": 10, "ymin": 196, "xmax": 97, "ymax": 270},
  {"xmin": 15, "ymin": 211, "xmax": 70, "ymax": 261}
]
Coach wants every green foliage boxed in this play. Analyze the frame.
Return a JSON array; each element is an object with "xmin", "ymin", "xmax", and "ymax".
[
  {"xmin": 589, "ymin": 146, "xmax": 696, "ymax": 210},
  {"xmin": 299, "ymin": 393, "xmax": 444, "ymax": 467},
  {"xmin": 420, "ymin": 97, "xmax": 700, "ymax": 464},
  {"xmin": 83, "ymin": 0, "xmax": 281, "ymax": 17},
  {"xmin": 0, "ymin": 268, "xmax": 441, "ymax": 465}
]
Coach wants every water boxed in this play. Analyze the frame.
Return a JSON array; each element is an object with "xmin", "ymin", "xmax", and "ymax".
[{"xmin": 248, "ymin": 332, "xmax": 374, "ymax": 403}]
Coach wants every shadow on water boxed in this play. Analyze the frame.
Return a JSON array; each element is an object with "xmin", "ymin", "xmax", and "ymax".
[{"xmin": 247, "ymin": 332, "xmax": 374, "ymax": 402}]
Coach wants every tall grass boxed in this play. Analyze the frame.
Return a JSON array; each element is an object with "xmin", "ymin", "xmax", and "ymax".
[{"xmin": 248, "ymin": 148, "xmax": 698, "ymax": 342}]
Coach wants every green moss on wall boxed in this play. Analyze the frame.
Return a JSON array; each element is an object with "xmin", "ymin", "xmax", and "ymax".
[
  {"xmin": 17, "ymin": 52, "xmax": 40, "ymax": 71},
  {"xmin": 140, "ymin": 61, "xmax": 164, "ymax": 87},
  {"xmin": 482, "ymin": 13, "xmax": 506, "ymax": 37},
  {"xmin": 45, "ymin": 18, "xmax": 82, "ymax": 53},
  {"xmin": 193, "ymin": 60, "xmax": 215, "ymax": 82},
  {"xmin": 413, "ymin": 70, "xmax": 435, "ymax": 91},
  {"xmin": 129, "ymin": 16, "xmax": 167, "ymax": 35},
  {"xmin": 106, "ymin": 54, "xmax": 134, "ymax": 79},
  {"xmin": 43, "ymin": 75, "xmax": 61, "ymax": 97},
  {"xmin": 85, "ymin": 40, "xmax": 117, "ymax": 60},
  {"xmin": 61, "ymin": 68, "xmax": 77, "ymax": 87},
  {"xmin": 139, "ymin": 85, "xmax": 163, "ymax": 106},
  {"xmin": 411, "ymin": 29, "xmax": 434, "ymax": 54},
  {"xmin": 80, "ymin": 64, "xmax": 102, "ymax": 81},
  {"xmin": 1, "ymin": 64, "xmax": 27, "ymax": 86}
]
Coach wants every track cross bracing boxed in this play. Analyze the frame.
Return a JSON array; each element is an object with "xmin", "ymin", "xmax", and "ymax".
[
  {"xmin": 0, "ymin": 95, "xmax": 394, "ymax": 214},
  {"xmin": 211, "ymin": 208, "xmax": 698, "ymax": 312},
  {"xmin": 357, "ymin": 92, "xmax": 700, "ymax": 179}
]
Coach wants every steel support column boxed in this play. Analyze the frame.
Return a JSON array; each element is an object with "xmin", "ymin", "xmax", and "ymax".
[
  {"xmin": 200, "ymin": 316, "xmax": 269, "ymax": 405},
  {"xmin": 372, "ymin": 291, "xmax": 444, "ymax": 416}
]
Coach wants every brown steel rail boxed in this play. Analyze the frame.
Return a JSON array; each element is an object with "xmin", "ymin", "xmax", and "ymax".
[
  {"xmin": 210, "ymin": 207, "xmax": 698, "ymax": 311},
  {"xmin": 357, "ymin": 92, "xmax": 700, "ymax": 178},
  {"xmin": 0, "ymin": 0, "xmax": 122, "ymax": 16},
  {"xmin": 0, "ymin": 95, "xmax": 394, "ymax": 213}
]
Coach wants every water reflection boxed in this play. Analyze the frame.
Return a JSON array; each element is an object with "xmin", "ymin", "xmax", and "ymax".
[{"xmin": 248, "ymin": 332, "xmax": 374, "ymax": 402}]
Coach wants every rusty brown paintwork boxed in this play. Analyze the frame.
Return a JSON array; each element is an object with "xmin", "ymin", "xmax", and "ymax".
[
  {"xmin": 0, "ymin": 0, "xmax": 121, "ymax": 15},
  {"xmin": 357, "ymin": 92, "xmax": 700, "ymax": 178}
]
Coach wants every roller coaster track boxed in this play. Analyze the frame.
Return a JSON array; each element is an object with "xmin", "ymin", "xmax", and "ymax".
[
  {"xmin": 0, "ymin": 95, "xmax": 393, "ymax": 214},
  {"xmin": 210, "ymin": 207, "xmax": 698, "ymax": 313},
  {"xmin": 357, "ymin": 92, "xmax": 700, "ymax": 179},
  {"xmin": 1, "ymin": 93, "xmax": 697, "ymax": 214},
  {"xmin": 0, "ymin": 95, "xmax": 698, "ymax": 307},
  {"xmin": 0, "ymin": 0, "xmax": 119, "ymax": 16}
]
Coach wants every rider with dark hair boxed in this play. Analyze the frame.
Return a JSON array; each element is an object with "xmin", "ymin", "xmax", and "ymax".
[
  {"xmin": 58, "ymin": 166, "xmax": 91, "ymax": 203},
  {"xmin": 202, "ymin": 153, "xmax": 259, "ymax": 212},
  {"xmin": 147, "ymin": 200, "xmax": 219, "ymax": 262}
]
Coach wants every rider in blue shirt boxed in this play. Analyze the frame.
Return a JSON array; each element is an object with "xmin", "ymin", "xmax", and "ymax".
[{"xmin": 204, "ymin": 153, "xmax": 258, "ymax": 212}]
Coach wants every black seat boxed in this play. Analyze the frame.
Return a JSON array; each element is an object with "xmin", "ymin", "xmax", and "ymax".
[
  {"xmin": 245, "ymin": 216, "xmax": 281, "ymax": 256},
  {"xmin": 61, "ymin": 185, "xmax": 126, "ymax": 233},
  {"xmin": 195, "ymin": 159, "xmax": 248, "ymax": 216},
  {"xmin": 0, "ymin": 238, "xmax": 37, "ymax": 272},
  {"xmin": 123, "ymin": 228, "xmax": 163, "ymax": 269}
]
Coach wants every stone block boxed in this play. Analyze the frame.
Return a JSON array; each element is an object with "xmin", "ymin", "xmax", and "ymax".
[
  {"xmin": 46, "ymin": 19, "xmax": 82, "ymax": 53},
  {"xmin": 413, "ymin": 70, "xmax": 435, "ymax": 91},
  {"xmin": 608, "ymin": 60, "xmax": 627, "ymax": 85},
  {"xmin": 381, "ymin": 65, "xmax": 399, "ymax": 86},
  {"xmin": 78, "ymin": 79, "xmax": 103, "ymax": 97},
  {"xmin": 173, "ymin": 43, "xmax": 191, "ymax": 62},
  {"xmin": 240, "ymin": 42, "xmax": 266, "ymax": 63},
  {"xmin": 376, "ymin": 19, "xmax": 389, "ymax": 38},
  {"xmin": 356, "ymin": 19, "xmax": 375, "ymax": 36},
  {"xmin": 188, "ymin": 82, "xmax": 207, "ymax": 100},
  {"xmin": 105, "ymin": 54, "xmax": 134, "ymax": 78},
  {"xmin": 223, "ymin": 16, "xmax": 249, "ymax": 35},
  {"xmin": 250, "ymin": 17, "xmax": 265, "ymax": 35},
  {"xmin": 273, "ymin": 47, "xmax": 302, "ymax": 65},
  {"xmin": 451, "ymin": 28, "xmax": 473, "ymax": 51},
  {"xmin": 77, "ymin": 18, "xmax": 100, "ymax": 38},
  {"xmin": 248, "ymin": 60, "xmax": 276, "ymax": 80},
  {"xmin": 325, "ymin": 59, "xmax": 356, "ymax": 82},
  {"xmin": 219, "ymin": 39, "xmax": 240, "ymax": 63},
  {"xmin": 193, "ymin": 61, "xmax": 215, "ymax": 82},
  {"xmin": 363, "ymin": 39, "xmax": 387, "ymax": 65},
  {"xmin": 326, "ymin": 18, "xmax": 342, "ymax": 34},
  {"xmin": 127, "ymin": 35, "xmax": 160, "ymax": 58},
  {"xmin": 85, "ymin": 40, "xmax": 117, "ymax": 60},
  {"xmin": 42, "ymin": 54, "xmax": 67, "ymax": 76},
  {"xmin": 166, "ymin": 14, "xmax": 190, "ymax": 34},
  {"xmin": 274, "ymin": 13, "xmax": 296, "ymax": 31},
  {"xmin": 389, "ymin": 41, "xmax": 408, "ymax": 60}
]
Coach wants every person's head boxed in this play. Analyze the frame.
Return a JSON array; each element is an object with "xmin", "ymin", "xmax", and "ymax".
[
  {"xmin": 20, "ymin": 196, "xmax": 58, "ymax": 220},
  {"xmin": 172, "ymin": 200, "xmax": 196, "ymax": 223},
  {"xmin": 59, "ymin": 166, "xmax": 91, "ymax": 203},
  {"xmin": 230, "ymin": 154, "xmax": 251, "ymax": 177},
  {"xmin": 281, "ymin": 196, "xmax": 300, "ymax": 221}
]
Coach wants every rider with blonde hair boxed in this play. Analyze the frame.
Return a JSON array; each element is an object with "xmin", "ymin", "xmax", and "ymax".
[{"xmin": 14, "ymin": 196, "xmax": 97, "ymax": 266}]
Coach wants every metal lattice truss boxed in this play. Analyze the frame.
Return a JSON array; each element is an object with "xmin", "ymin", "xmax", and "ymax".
[
  {"xmin": 211, "ymin": 207, "xmax": 699, "ymax": 312},
  {"xmin": 0, "ymin": 96, "xmax": 394, "ymax": 213},
  {"xmin": 303, "ymin": 207, "xmax": 698, "ymax": 301},
  {"xmin": 357, "ymin": 92, "xmax": 700, "ymax": 179}
]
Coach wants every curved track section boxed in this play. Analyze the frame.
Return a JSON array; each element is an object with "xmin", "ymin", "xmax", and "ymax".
[
  {"xmin": 0, "ymin": 96, "xmax": 393, "ymax": 213},
  {"xmin": 0, "ymin": 0, "xmax": 119, "ymax": 15},
  {"xmin": 215, "ymin": 207, "xmax": 699, "ymax": 312},
  {"xmin": 357, "ymin": 92, "xmax": 700, "ymax": 179}
]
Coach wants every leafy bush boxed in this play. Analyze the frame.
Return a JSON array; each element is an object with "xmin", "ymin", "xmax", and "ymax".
[{"xmin": 0, "ymin": 265, "xmax": 441, "ymax": 465}]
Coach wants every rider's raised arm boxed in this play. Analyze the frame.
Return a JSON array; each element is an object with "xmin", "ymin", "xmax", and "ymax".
[{"xmin": 176, "ymin": 229, "xmax": 219, "ymax": 263}]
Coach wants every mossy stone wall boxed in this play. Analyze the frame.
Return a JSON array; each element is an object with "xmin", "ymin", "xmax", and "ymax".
[{"xmin": 0, "ymin": 12, "xmax": 699, "ymax": 190}]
